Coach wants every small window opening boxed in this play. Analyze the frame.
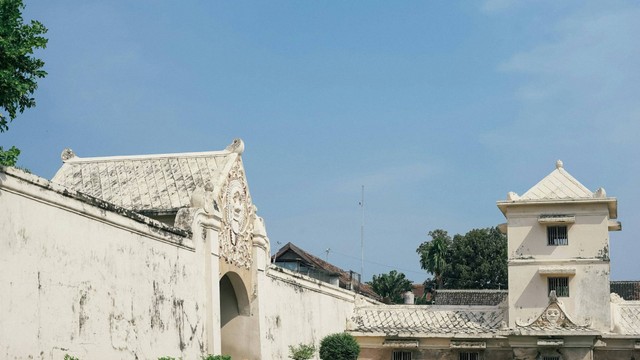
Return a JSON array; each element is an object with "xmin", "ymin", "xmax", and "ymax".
[
  {"xmin": 547, "ymin": 226, "xmax": 568, "ymax": 246},
  {"xmin": 392, "ymin": 351, "xmax": 412, "ymax": 360},
  {"xmin": 548, "ymin": 277, "xmax": 569, "ymax": 297},
  {"xmin": 459, "ymin": 352, "xmax": 479, "ymax": 360},
  {"xmin": 542, "ymin": 356, "xmax": 560, "ymax": 360}
]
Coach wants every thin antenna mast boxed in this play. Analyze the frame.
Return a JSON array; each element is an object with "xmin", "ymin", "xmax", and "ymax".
[{"xmin": 360, "ymin": 185, "xmax": 365, "ymax": 281}]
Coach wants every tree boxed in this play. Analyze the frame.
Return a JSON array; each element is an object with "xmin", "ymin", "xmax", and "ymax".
[
  {"xmin": 416, "ymin": 229, "xmax": 451, "ymax": 289},
  {"xmin": 319, "ymin": 333, "xmax": 360, "ymax": 360},
  {"xmin": 0, "ymin": 0, "xmax": 48, "ymax": 165},
  {"xmin": 444, "ymin": 227, "xmax": 507, "ymax": 289},
  {"xmin": 367, "ymin": 270, "xmax": 413, "ymax": 304}
]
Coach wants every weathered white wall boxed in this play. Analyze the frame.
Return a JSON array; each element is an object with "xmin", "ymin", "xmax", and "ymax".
[
  {"xmin": 0, "ymin": 169, "xmax": 206, "ymax": 360},
  {"xmin": 259, "ymin": 266, "xmax": 377, "ymax": 360}
]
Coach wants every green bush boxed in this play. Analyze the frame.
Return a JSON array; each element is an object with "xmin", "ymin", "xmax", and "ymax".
[
  {"xmin": 64, "ymin": 355, "xmax": 79, "ymax": 360},
  {"xmin": 202, "ymin": 355, "xmax": 231, "ymax": 360},
  {"xmin": 288, "ymin": 343, "xmax": 316, "ymax": 360},
  {"xmin": 319, "ymin": 333, "xmax": 360, "ymax": 360}
]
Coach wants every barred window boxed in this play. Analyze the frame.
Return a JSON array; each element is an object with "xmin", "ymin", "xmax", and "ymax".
[
  {"xmin": 542, "ymin": 356, "xmax": 560, "ymax": 360},
  {"xmin": 392, "ymin": 351, "xmax": 411, "ymax": 360},
  {"xmin": 548, "ymin": 277, "xmax": 569, "ymax": 297},
  {"xmin": 459, "ymin": 352, "xmax": 479, "ymax": 360},
  {"xmin": 547, "ymin": 226, "xmax": 568, "ymax": 246}
]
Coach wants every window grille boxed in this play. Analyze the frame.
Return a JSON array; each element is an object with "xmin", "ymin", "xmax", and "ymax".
[
  {"xmin": 542, "ymin": 356, "xmax": 560, "ymax": 360},
  {"xmin": 392, "ymin": 351, "xmax": 411, "ymax": 360},
  {"xmin": 459, "ymin": 352, "xmax": 479, "ymax": 360},
  {"xmin": 547, "ymin": 226, "xmax": 568, "ymax": 245},
  {"xmin": 548, "ymin": 277, "xmax": 569, "ymax": 297}
]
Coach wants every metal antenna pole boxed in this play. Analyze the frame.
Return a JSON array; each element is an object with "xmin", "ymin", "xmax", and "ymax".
[
  {"xmin": 325, "ymin": 248, "xmax": 331, "ymax": 262},
  {"xmin": 360, "ymin": 185, "xmax": 364, "ymax": 282}
]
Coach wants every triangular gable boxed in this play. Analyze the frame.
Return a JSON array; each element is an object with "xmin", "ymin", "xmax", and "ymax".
[
  {"xmin": 51, "ymin": 139, "xmax": 244, "ymax": 212},
  {"xmin": 520, "ymin": 160, "xmax": 593, "ymax": 201},
  {"xmin": 516, "ymin": 291, "xmax": 591, "ymax": 331}
]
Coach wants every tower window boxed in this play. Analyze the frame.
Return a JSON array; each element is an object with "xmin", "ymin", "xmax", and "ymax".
[
  {"xmin": 547, "ymin": 226, "xmax": 568, "ymax": 246},
  {"xmin": 459, "ymin": 352, "xmax": 479, "ymax": 360},
  {"xmin": 548, "ymin": 277, "xmax": 569, "ymax": 297},
  {"xmin": 392, "ymin": 351, "xmax": 411, "ymax": 360}
]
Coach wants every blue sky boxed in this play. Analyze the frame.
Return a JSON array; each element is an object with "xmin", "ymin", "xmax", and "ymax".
[{"xmin": 6, "ymin": 0, "xmax": 640, "ymax": 282}]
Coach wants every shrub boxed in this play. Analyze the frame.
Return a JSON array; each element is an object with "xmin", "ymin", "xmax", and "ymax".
[
  {"xmin": 288, "ymin": 343, "xmax": 316, "ymax": 360},
  {"xmin": 202, "ymin": 355, "xmax": 231, "ymax": 360},
  {"xmin": 319, "ymin": 333, "xmax": 360, "ymax": 360},
  {"xmin": 64, "ymin": 355, "xmax": 79, "ymax": 360}
]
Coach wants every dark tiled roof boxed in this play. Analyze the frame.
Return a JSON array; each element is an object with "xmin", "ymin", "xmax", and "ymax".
[
  {"xmin": 610, "ymin": 281, "xmax": 640, "ymax": 301},
  {"xmin": 273, "ymin": 242, "xmax": 379, "ymax": 300},
  {"xmin": 435, "ymin": 290, "xmax": 508, "ymax": 306}
]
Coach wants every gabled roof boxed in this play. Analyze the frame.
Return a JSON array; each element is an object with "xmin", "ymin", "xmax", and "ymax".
[
  {"xmin": 349, "ymin": 305, "xmax": 505, "ymax": 337},
  {"xmin": 520, "ymin": 160, "xmax": 592, "ymax": 201},
  {"xmin": 497, "ymin": 160, "xmax": 618, "ymax": 218},
  {"xmin": 273, "ymin": 242, "xmax": 379, "ymax": 300},
  {"xmin": 51, "ymin": 139, "xmax": 245, "ymax": 212}
]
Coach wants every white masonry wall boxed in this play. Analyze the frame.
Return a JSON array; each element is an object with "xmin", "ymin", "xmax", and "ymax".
[
  {"xmin": 259, "ymin": 266, "xmax": 377, "ymax": 360},
  {"xmin": 0, "ymin": 168, "xmax": 206, "ymax": 360}
]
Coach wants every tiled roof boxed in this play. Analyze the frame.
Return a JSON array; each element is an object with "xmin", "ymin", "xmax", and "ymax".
[
  {"xmin": 273, "ymin": 242, "xmax": 380, "ymax": 300},
  {"xmin": 349, "ymin": 305, "xmax": 505, "ymax": 336},
  {"xmin": 615, "ymin": 302, "xmax": 640, "ymax": 335},
  {"xmin": 611, "ymin": 281, "xmax": 640, "ymax": 301},
  {"xmin": 51, "ymin": 147, "xmax": 238, "ymax": 212},
  {"xmin": 435, "ymin": 290, "xmax": 508, "ymax": 306},
  {"xmin": 520, "ymin": 161, "xmax": 593, "ymax": 201}
]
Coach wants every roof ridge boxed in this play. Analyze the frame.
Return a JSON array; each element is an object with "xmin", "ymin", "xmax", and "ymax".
[{"xmin": 63, "ymin": 149, "xmax": 233, "ymax": 164}]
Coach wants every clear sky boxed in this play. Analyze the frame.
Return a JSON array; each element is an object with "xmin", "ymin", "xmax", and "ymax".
[{"xmin": 6, "ymin": 0, "xmax": 640, "ymax": 283}]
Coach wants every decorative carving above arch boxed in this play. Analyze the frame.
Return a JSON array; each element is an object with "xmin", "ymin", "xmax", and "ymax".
[{"xmin": 218, "ymin": 158, "xmax": 254, "ymax": 269}]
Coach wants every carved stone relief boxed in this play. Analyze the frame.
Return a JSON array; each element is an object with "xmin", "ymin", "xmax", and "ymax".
[{"xmin": 218, "ymin": 158, "xmax": 254, "ymax": 269}]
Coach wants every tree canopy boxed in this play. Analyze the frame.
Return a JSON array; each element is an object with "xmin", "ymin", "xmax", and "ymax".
[
  {"xmin": 367, "ymin": 270, "xmax": 413, "ymax": 304},
  {"xmin": 416, "ymin": 227, "xmax": 508, "ymax": 290},
  {"xmin": 0, "ymin": 0, "xmax": 47, "ymax": 167}
]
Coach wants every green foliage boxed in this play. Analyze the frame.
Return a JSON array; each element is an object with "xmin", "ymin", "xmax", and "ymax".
[
  {"xmin": 0, "ymin": 145, "xmax": 20, "ymax": 166},
  {"xmin": 0, "ymin": 0, "xmax": 48, "ymax": 132},
  {"xmin": 201, "ymin": 355, "xmax": 231, "ymax": 360},
  {"xmin": 444, "ymin": 227, "xmax": 507, "ymax": 289},
  {"xmin": 416, "ymin": 229, "xmax": 451, "ymax": 289},
  {"xmin": 64, "ymin": 355, "xmax": 79, "ymax": 360},
  {"xmin": 158, "ymin": 357, "xmax": 180, "ymax": 360},
  {"xmin": 367, "ymin": 270, "xmax": 412, "ymax": 304},
  {"xmin": 319, "ymin": 332, "xmax": 360, "ymax": 360},
  {"xmin": 288, "ymin": 343, "xmax": 316, "ymax": 360},
  {"xmin": 417, "ymin": 227, "xmax": 508, "ymax": 290}
]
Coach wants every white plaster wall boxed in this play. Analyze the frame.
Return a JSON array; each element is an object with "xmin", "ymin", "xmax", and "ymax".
[
  {"xmin": 506, "ymin": 204, "xmax": 611, "ymax": 260},
  {"xmin": 0, "ymin": 170, "xmax": 205, "ymax": 359},
  {"xmin": 259, "ymin": 266, "xmax": 375, "ymax": 360},
  {"xmin": 505, "ymin": 202, "xmax": 613, "ymax": 330}
]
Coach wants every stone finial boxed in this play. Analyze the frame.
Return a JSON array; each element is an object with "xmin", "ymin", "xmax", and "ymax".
[
  {"xmin": 594, "ymin": 187, "xmax": 607, "ymax": 198},
  {"xmin": 507, "ymin": 191, "xmax": 520, "ymax": 201},
  {"xmin": 225, "ymin": 138, "xmax": 245, "ymax": 154},
  {"xmin": 556, "ymin": 160, "xmax": 563, "ymax": 169},
  {"xmin": 61, "ymin": 148, "xmax": 76, "ymax": 161}
]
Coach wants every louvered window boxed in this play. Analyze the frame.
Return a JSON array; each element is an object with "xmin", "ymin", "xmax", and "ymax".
[
  {"xmin": 548, "ymin": 277, "xmax": 569, "ymax": 297},
  {"xmin": 392, "ymin": 351, "xmax": 411, "ymax": 360},
  {"xmin": 459, "ymin": 352, "xmax": 479, "ymax": 360},
  {"xmin": 547, "ymin": 226, "xmax": 568, "ymax": 246}
]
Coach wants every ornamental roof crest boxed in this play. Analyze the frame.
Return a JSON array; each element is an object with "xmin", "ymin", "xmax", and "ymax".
[
  {"xmin": 218, "ymin": 157, "xmax": 255, "ymax": 269},
  {"xmin": 516, "ymin": 291, "xmax": 591, "ymax": 330}
]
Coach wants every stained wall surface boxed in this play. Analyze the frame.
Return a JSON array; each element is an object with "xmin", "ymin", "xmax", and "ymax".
[
  {"xmin": 258, "ymin": 266, "xmax": 375, "ymax": 360},
  {"xmin": 0, "ymin": 170, "xmax": 205, "ymax": 360}
]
